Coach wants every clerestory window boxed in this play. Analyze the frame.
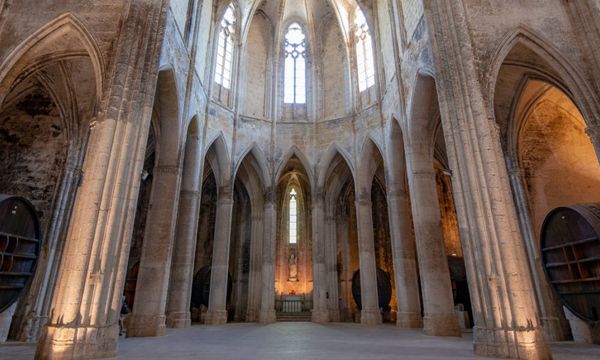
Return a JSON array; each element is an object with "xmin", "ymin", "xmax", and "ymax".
[
  {"xmin": 354, "ymin": 9, "xmax": 375, "ymax": 92},
  {"xmin": 284, "ymin": 23, "xmax": 306, "ymax": 104},
  {"xmin": 289, "ymin": 188, "xmax": 298, "ymax": 244},
  {"xmin": 215, "ymin": 3, "xmax": 236, "ymax": 89}
]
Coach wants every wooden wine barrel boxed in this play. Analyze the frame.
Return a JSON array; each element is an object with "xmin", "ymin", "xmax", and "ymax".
[
  {"xmin": 0, "ymin": 195, "xmax": 41, "ymax": 312},
  {"xmin": 541, "ymin": 204, "xmax": 600, "ymax": 322},
  {"xmin": 351, "ymin": 268, "xmax": 392, "ymax": 311}
]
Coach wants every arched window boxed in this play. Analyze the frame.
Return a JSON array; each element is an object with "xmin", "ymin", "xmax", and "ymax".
[
  {"xmin": 284, "ymin": 23, "xmax": 306, "ymax": 104},
  {"xmin": 215, "ymin": 3, "xmax": 236, "ymax": 89},
  {"xmin": 354, "ymin": 9, "xmax": 375, "ymax": 92},
  {"xmin": 289, "ymin": 188, "xmax": 298, "ymax": 244}
]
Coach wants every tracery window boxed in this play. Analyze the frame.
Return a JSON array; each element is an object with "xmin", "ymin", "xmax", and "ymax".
[
  {"xmin": 215, "ymin": 3, "xmax": 236, "ymax": 89},
  {"xmin": 284, "ymin": 23, "xmax": 306, "ymax": 104},
  {"xmin": 354, "ymin": 9, "xmax": 375, "ymax": 92},
  {"xmin": 289, "ymin": 188, "xmax": 298, "ymax": 244}
]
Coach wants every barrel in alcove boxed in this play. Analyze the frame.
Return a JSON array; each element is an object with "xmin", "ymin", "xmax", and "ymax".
[
  {"xmin": 351, "ymin": 268, "xmax": 392, "ymax": 311},
  {"xmin": 541, "ymin": 204, "xmax": 600, "ymax": 322},
  {"xmin": 0, "ymin": 195, "xmax": 41, "ymax": 312}
]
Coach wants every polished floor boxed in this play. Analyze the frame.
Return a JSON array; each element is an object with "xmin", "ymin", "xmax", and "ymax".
[{"xmin": 1, "ymin": 323, "xmax": 599, "ymax": 359}]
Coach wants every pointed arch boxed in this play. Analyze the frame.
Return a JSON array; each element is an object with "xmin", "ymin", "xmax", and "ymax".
[
  {"xmin": 317, "ymin": 143, "xmax": 355, "ymax": 189},
  {"xmin": 356, "ymin": 136, "xmax": 385, "ymax": 193},
  {"xmin": 233, "ymin": 143, "xmax": 270, "ymax": 191},
  {"xmin": 204, "ymin": 132, "xmax": 231, "ymax": 187},
  {"xmin": 487, "ymin": 25, "xmax": 600, "ymax": 127},
  {"xmin": 153, "ymin": 67, "xmax": 182, "ymax": 166},
  {"xmin": 275, "ymin": 146, "xmax": 313, "ymax": 185},
  {"xmin": 406, "ymin": 73, "xmax": 440, "ymax": 160},
  {"xmin": 0, "ymin": 13, "xmax": 104, "ymax": 106}
]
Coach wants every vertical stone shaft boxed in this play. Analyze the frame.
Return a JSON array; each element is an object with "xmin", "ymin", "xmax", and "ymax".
[
  {"xmin": 311, "ymin": 193, "xmax": 330, "ymax": 323},
  {"xmin": 127, "ymin": 165, "xmax": 183, "ymax": 337},
  {"xmin": 205, "ymin": 188, "xmax": 234, "ymax": 325},
  {"xmin": 165, "ymin": 133, "xmax": 203, "ymax": 328},
  {"xmin": 424, "ymin": 1, "xmax": 550, "ymax": 358},
  {"xmin": 354, "ymin": 191, "xmax": 381, "ymax": 325},
  {"xmin": 36, "ymin": 1, "xmax": 168, "ymax": 357},
  {"xmin": 325, "ymin": 213, "xmax": 340, "ymax": 322},
  {"xmin": 404, "ymin": 152, "xmax": 460, "ymax": 336},
  {"xmin": 258, "ymin": 192, "xmax": 277, "ymax": 323},
  {"xmin": 386, "ymin": 190, "xmax": 422, "ymax": 328},
  {"xmin": 246, "ymin": 212, "xmax": 264, "ymax": 321}
]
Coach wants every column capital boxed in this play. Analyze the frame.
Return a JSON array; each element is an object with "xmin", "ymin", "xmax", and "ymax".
[
  {"xmin": 180, "ymin": 189, "xmax": 201, "ymax": 199},
  {"xmin": 355, "ymin": 192, "xmax": 371, "ymax": 206},
  {"xmin": 264, "ymin": 187, "xmax": 276, "ymax": 204}
]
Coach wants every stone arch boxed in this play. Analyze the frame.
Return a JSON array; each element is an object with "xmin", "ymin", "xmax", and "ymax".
[
  {"xmin": 317, "ymin": 144, "xmax": 355, "ymax": 190},
  {"xmin": 275, "ymin": 146, "xmax": 313, "ymax": 186},
  {"xmin": 487, "ymin": 25, "xmax": 600, "ymax": 131},
  {"xmin": 153, "ymin": 67, "xmax": 182, "ymax": 166},
  {"xmin": 356, "ymin": 136, "xmax": 385, "ymax": 194},
  {"xmin": 233, "ymin": 144, "xmax": 269, "ymax": 192},
  {"xmin": 204, "ymin": 133, "xmax": 232, "ymax": 188},
  {"xmin": 0, "ymin": 12, "xmax": 104, "ymax": 106}
]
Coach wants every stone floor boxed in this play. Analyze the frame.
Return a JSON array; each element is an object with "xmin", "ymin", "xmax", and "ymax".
[{"xmin": 1, "ymin": 323, "xmax": 599, "ymax": 359}]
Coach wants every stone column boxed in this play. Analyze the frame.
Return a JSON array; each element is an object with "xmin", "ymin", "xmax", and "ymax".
[
  {"xmin": 424, "ymin": 1, "xmax": 550, "ymax": 357},
  {"xmin": 258, "ymin": 190, "xmax": 276, "ymax": 323},
  {"xmin": 386, "ymin": 189, "xmax": 422, "ymax": 328},
  {"xmin": 205, "ymin": 187, "xmax": 234, "ymax": 325},
  {"xmin": 404, "ymin": 154, "xmax": 460, "ymax": 336},
  {"xmin": 35, "ymin": 3, "xmax": 168, "ymax": 357},
  {"xmin": 165, "ymin": 132, "xmax": 203, "ymax": 328},
  {"xmin": 246, "ymin": 213, "xmax": 263, "ymax": 322},
  {"xmin": 507, "ymin": 165, "xmax": 570, "ymax": 341},
  {"xmin": 325, "ymin": 213, "xmax": 340, "ymax": 322},
  {"xmin": 311, "ymin": 192, "xmax": 330, "ymax": 323},
  {"xmin": 354, "ymin": 191, "xmax": 381, "ymax": 325},
  {"xmin": 127, "ymin": 164, "xmax": 183, "ymax": 337}
]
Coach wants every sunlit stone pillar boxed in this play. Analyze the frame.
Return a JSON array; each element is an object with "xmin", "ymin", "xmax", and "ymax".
[
  {"xmin": 424, "ymin": 1, "xmax": 551, "ymax": 357},
  {"xmin": 165, "ymin": 132, "xmax": 203, "ymax": 328},
  {"xmin": 258, "ymin": 189, "xmax": 277, "ymax": 323},
  {"xmin": 205, "ymin": 187, "xmax": 234, "ymax": 325},
  {"xmin": 311, "ymin": 192, "xmax": 330, "ymax": 323},
  {"xmin": 127, "ymin": 164, "xmax": 183, "ymax": 337},
  {"xmin": 386, "ymin": 189, "xmax": 422, "ymax": 328},
  {"xmin": 405, "ymin": 152, "xmax": 460, "ymax": 336},
  {"xmin": 354, "ymin": 191, "xmax": 381, "ymax": 325}
]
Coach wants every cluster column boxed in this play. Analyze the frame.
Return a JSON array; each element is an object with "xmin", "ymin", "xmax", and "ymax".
[
  {"xmin": 127, "ymin": 164, "xmax": 183, "ymax": 337},
  {"xmin": 165, "ymin": 132, "xmax": 203, "ymax": 328},
  {"xmin": 205, "ymin": 186, "xmax": 234, "ymax": 325},
  {"xmin": 386, "ymin": 188, "xmax": 422, "ymax": 328},
  {"xmin": 404, "ymin": 154, "xmax": 460, "ymax": 336},
  {"xmin": 354, "ymin": 190, "xmax": 381, "ymax": 325},
  {"xmin": 311, "ymin": 192, "xmax": 329, "ymax": 323},
  {"xmin": 258, "ymin": 189, "xmax": 277, "ymax": 323}
]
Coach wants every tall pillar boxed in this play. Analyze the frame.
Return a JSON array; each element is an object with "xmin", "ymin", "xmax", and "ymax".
[
  {"xmin": 354, "ymin": 191, "xmax": 381, "ymax": 325},
  {"xmin": 386, "ymin": 189, "xmax": 422, "ymax": 328},
  {"xmin": 325, "ymin": 213, "xmax": 340, "ymax": 322},
  {"xmin": 507, "ymin": 165, "xmax": 571, "ymax": 341},
  {"xmin": 311, "ymin": 192, "xmax": 330, "ymax": 323},
  {"xmin": 165, "ymin": 132, "xmax": 203, "ymax": 328},
  {"xmin": 205, "ymin": 187, "xmax": 234, "ymax": 325},
  {"xmin": 127, "ymin": 164, "xmax": 183, "ymax": 337},
  {"xmin": 424, "ymin": 1, "xmax": 551, "ymax": 357},
  {"xmin": 246, "ymin": 213, "xmax": 263, "ymax": 322},
  {"xmin": 258, "ymin": 190, "xmax": 276, "ymax": 323},
  {"xmin": 404, "ymin": 155, "xmax": 460, "ymax": 336},
  {"xmin": 35, "ymin": 2, "xmax": 168, "ymax": 357}
]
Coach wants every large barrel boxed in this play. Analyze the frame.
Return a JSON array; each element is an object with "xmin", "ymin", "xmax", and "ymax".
[
  {"xmin": 0, "ymin": 195, "xmax": 41, "ymax": 312},
  {"xmin": 541, "ymin": 204, "xmax": 600, "ymax": 322}
]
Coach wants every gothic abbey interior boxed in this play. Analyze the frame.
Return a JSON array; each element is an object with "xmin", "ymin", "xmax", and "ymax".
[{"xmin": 0, "ymin": 0, "xmax": 599, "ymax": 359}]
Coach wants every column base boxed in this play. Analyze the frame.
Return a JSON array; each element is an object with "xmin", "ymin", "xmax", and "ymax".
[
  {"xmin": 311, "ymin": 308, "xmax": 329, "ymax": 323},
  {"xmin": 166, "ymin": 311, "xmax": 191, "ymax": 328},
  {"xmin": 328, "ymin": 309, "xmax": 340, "ymax": 322},
  {"xmin": 423, "ymin": 313, "xmax": 461, "ymax": 337},
  {"xmin": 360, "ymin": 309, "xmax": 382, "ymax": 325},
  {"xmin": 473, "ymin": 326, "xmax": 551, "ymax": 359},
  {"xmin": 396, "ymin": 312, "xmax": 423, "ymax": 328},
  {"xmin": 245, "ymin": 308, "xmax": 257, "ymax": 322},
  {"xmin": 258, "ymin": 309, "xmax": 276, "ymax": 324},
  {"xmin": 126, "ymin": 314, "xmax": 166, "ymax": 337},
  {"xmin": 36, "ymin": 323, "xmax": 118, "ymax": 359},
  {"xmin": 204, "ymin": 310, "xmax": 228, "ymax": 325}
]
